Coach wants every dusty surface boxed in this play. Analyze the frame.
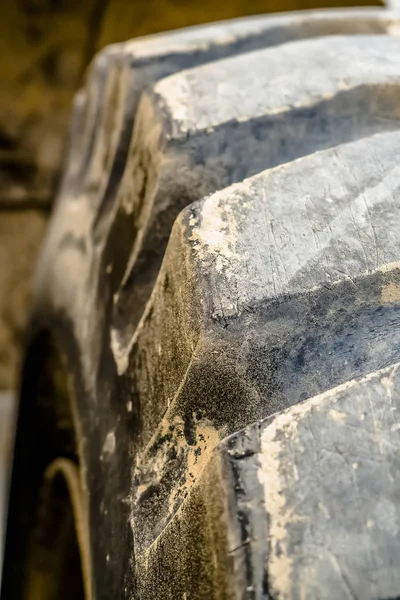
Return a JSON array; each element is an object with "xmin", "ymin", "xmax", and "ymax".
[{"xmin": 9, "ymin": 7, "xmax": 400, "ymax": 600}]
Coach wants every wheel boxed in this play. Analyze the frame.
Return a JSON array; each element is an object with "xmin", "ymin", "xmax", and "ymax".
[{"xmin": 3, "ymin": 7, "xmax": 400, "ymax": 599}]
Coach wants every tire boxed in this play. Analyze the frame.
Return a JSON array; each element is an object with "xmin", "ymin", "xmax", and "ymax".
[{"xmin": 3, "ymin": 7, "xmax": 400, "ymax": 599}]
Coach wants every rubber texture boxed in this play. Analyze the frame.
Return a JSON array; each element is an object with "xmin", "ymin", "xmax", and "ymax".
[{"xmin": 3, "ymin": 7, "xmax": 400, "ymax": 600}]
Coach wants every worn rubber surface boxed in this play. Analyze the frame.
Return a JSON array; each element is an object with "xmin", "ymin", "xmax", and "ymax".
[{"xmin": 3, "ymin": 7, "xmax": 400, "ymax": 600}]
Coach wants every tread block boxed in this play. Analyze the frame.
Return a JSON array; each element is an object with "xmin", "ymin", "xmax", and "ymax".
[
  {"xmin": 185, "ymin": 130, "xmax": 400, "ymax": 318},
  {"xmin": 62, "ymin": 8, "xmax": 400, "ymax": 203},
  {"xmin": 254, "ymin": 362, "xmax": 400, "ymax": 599}
]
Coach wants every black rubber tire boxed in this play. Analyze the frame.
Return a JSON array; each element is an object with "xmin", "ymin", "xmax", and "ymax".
[{"xmin": 4, "ymin": 7, "xmax": 400, "ymax": 600}]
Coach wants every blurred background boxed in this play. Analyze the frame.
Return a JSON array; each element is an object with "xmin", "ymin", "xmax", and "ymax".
[{"xmin": 0, "ymin": 0, "xmax": 382, "ymax": 575}]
